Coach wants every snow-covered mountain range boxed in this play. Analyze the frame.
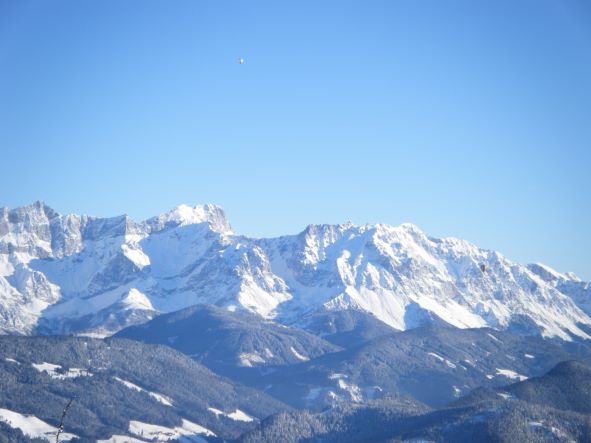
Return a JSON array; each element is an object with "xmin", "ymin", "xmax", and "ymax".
[{"xmin": 1, "ymin": 201, "xmax": 589, "ymax": 340}]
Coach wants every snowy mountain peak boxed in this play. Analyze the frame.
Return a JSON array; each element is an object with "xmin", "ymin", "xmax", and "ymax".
[
  {"xmin": 0, "ymin": 202, "xmax": 589, "ymax": 341},
  {"xmin": 398, "ymin": 222, "xmax": 424, "ymax": 233},
  {"xmin": 145, "ymin": 204, "xmax": 232, "ymax": 234}
]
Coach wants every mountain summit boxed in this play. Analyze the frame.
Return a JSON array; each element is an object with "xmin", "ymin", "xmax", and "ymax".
[{"xmin": 0, "ymin": 202, "xmax": 589, "ymax": 339}]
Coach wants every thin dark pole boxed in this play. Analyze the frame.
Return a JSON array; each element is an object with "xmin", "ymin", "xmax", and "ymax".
[{"xmin": 55, "ymin": 398, "xmax": 75, "ymax": 443}]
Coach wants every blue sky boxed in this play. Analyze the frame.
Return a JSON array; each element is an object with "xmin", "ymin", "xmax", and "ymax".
[{"xmin": 0, "ymin": 1, "xmax": 590, "ymax": 279}]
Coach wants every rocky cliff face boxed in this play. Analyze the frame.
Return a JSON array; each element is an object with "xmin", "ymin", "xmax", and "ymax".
[{"xmin": 0, "ymin": 202, "xmax": 589, "ymax": 339}]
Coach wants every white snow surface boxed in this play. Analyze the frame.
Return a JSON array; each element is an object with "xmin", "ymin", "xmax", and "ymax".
[
  {"xmin": 1, "ymin": 202, "xmax": 590, "ymax": 340},
  {"xmin": 207, "ymin": 407, "xmax": 225, "ymax": 417},
  {"xmin": 119, "ymin": 288, "xmax": 154, "ymax": 311},
  {"xmin": 427, "ymin": 352, "xmax": 456, "ymax": 369},
  {"xmin": 495, "ymin": 368, "xmax": 528, "ymax": 381},
  {"xmin": 227, "ymin": 410, "xmax": 255, "ymax": 422},
  {"xmin": 487, "ymin": 333, "xmax": 502, "ymax": 343},
  {"xmin": 128, "ymin": 418, "xmax": 215, "ymax": 442},
  {"xmin": 238, "ymin": 352, "xmax": 266, "ymax": 367},
  {"xmin": 337, "ymin": 378, "xmax": 363, "ymax": 402},
  {"xmin": 290, "ymin": 346, "xmax": 309, "ymax": 361},
  {"xmin": 32, "ymin": 362, "xmax": 92, "ymax": 379},
  {"xmin": 0, "ymin": 408, "xmax": 77, "ymax": 441},
  {"xmin": 207, "ymin": 407, "xmax": 255, "ymax": 422},
  {"xmin": 97, "ymin": 435, "xmax": 148, "ymax": 443},
  {"xmin": 114, "ymin": 377, "xmax": 174, "ymax": 406}
]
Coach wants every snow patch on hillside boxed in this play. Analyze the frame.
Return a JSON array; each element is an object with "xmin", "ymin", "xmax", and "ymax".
[
  {"xmin": 498, "ymin": 392, "xmax": 516, "ymax": 400},
  {"xmin": 0, "ymin": 408, "xmax": 77, "ymax": 441},
  {"xmin": 337, "ymin": 379, "xmax": 363, "ymax": 402},
  {"xmin": 487, "ymin": 333, "xmax": 502, "ymax": 343},
  {"xmin": 227, "ymin": 410, "xmax": 255, "ymax": 422},
  {"xmin": 32, "ymin": 362, "xmax": 92, "ymax": 379},
  {"xmin": 128, "ymin": 418, "xmax": 215, "ymax": 441},
  {"xmin": 98, "ymin": 435, "xmax": 148, "ymax": 443},
  {"xmin": 495, "ymin": 368, "xmax": 528, "ymax": 381},
  {"xmin": 238, "ymin": 352, "xmax": 266, "ymax": 367},
  {"xmin": 290, "ymin": 346, "xmax": 309, "ymax": 361},
  {"xmin": 427, "ymin": 352, "xmax": 456, "ymax": 369},
  {"xmin": 114, "ymin": 377, "xmax": 173, "ymax": 406},
  {"xmin": 208, "ymin": 407, "xmax": 255, "ymax": 422}
]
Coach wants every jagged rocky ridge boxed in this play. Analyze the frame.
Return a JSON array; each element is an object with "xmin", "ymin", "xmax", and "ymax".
[{"xmin": 1, "ymin": 201, "xmax": 590, "ymax": 340}]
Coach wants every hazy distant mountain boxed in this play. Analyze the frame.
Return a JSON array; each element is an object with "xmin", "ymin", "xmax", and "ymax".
[
  {"xmin": 240, "ymin": 361, "xmax": 591, "ymax": 443},
  {"xmin": 225, "ymin": 326, "xmax": 591, "ymax": 410},
  {"xmin": 464, "ymin": 359, "xmax": 591, "ymax": 414},
  {"xmin": 115, "ymin": 304, "xmax": 341, "ymax": 372},
  {"xmin": 297, "ymin": 308, "xmax": 399, "ymax": 348},
  {"xmin": 1, "ymin": 202, "xmax": 590, "ymax": 341},
  {"xmin": 239, "ymin": 395, "xmax": 431, "ymax": 443},
  {"xmin": 108, "ymin": 302, "xmax": 590, "ymax": 415}
]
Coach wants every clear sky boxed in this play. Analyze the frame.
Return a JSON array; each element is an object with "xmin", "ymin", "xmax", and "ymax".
[{"xmin": 0, "ymin": 1, "xmax": 590, "ymax": 279}]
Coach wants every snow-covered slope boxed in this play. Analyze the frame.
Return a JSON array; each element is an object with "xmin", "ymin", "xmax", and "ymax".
[
  {"xmin": 0, "ymin": 407, "xmax": 77, "ymax": 441},
  {"xmin": 0, "ymin": 202, "xmax": 589, "ymax": 340}
]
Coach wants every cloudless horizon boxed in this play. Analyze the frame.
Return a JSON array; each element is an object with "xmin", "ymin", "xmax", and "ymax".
[{"xmin": 1, "ymin": 1, "xmax": 590, "ymax": 279}]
